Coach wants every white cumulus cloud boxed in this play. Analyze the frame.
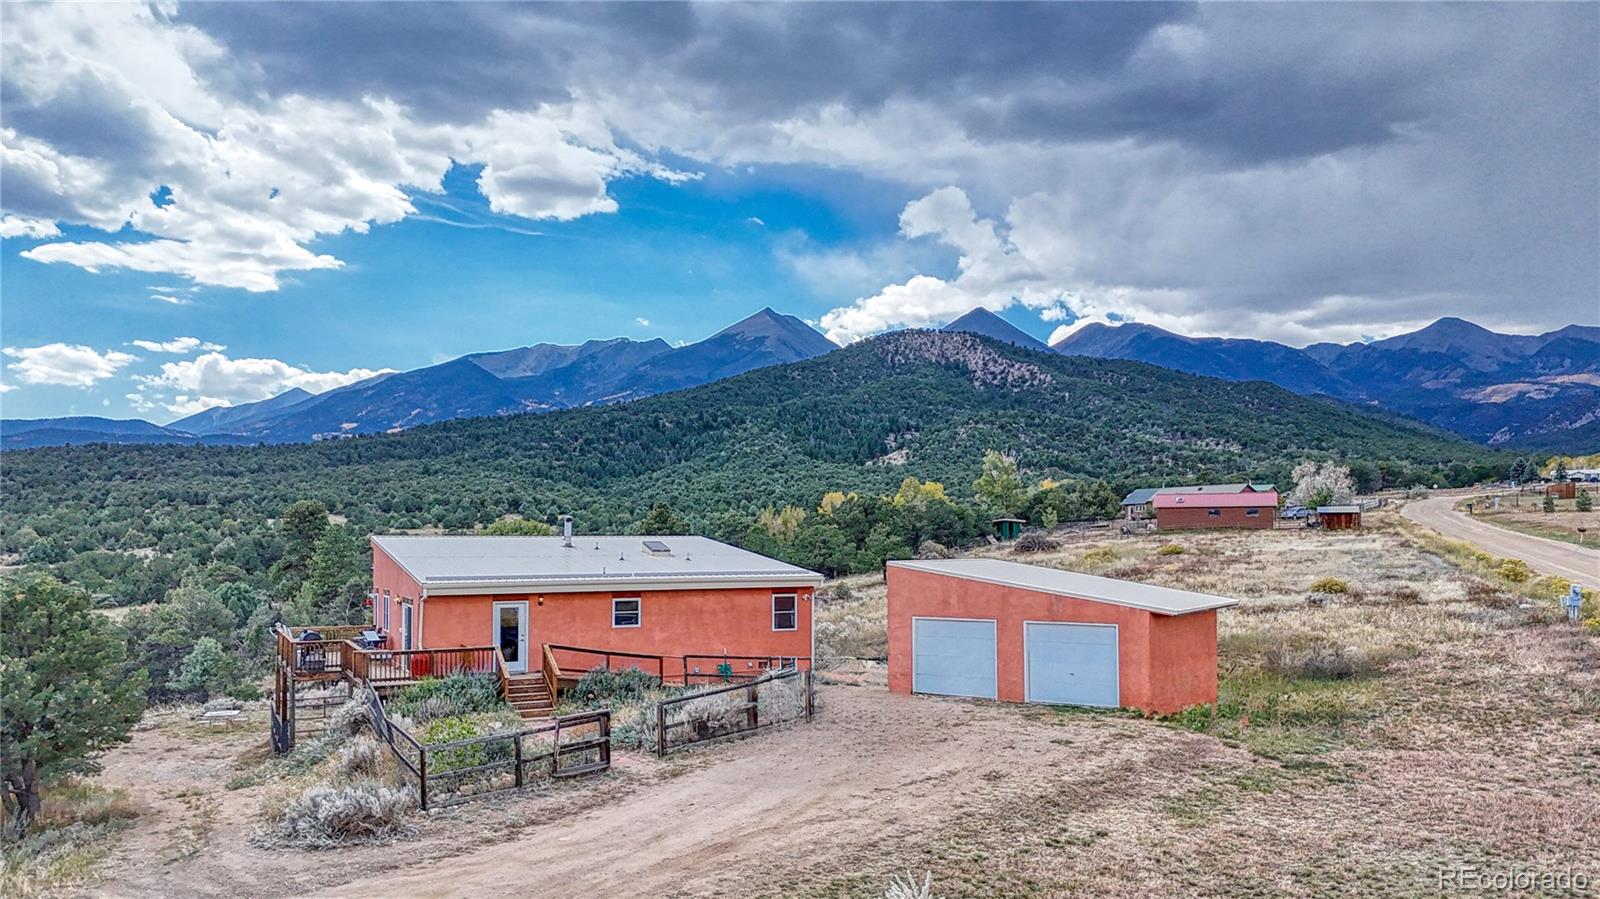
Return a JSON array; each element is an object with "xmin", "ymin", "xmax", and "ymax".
[
  {"xmin": 2, "ymin": 343, "xmax": 137, "ymax": 387},
  {"xmin": 1, "ymin": 5, "xmax": 693, "ymax": 293},
  {"xmin": 134, "ymin": 351, "xmax": 393, "ymax": 412},
  {"xmin": 129, "ymin": 336, "xmax": 224, "ymax": 354}
]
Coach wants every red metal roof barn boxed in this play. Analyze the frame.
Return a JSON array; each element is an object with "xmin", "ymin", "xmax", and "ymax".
[
  {"xmin": 1152, "ymin": 484, "xmax": 1278, "ymax": 530},
  {"xmin": 886, "ymin": 559, "xmax": 1237, "ymax": 714}
]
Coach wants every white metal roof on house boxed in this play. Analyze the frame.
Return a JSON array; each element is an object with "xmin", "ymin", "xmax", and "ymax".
[
  {"xmin": 373, "ymin": 535, "xmax": 823, "ymax": 596},
  {"xmin": 887, "ymin": 558, "xmax": 1238, "ymax": 616}
]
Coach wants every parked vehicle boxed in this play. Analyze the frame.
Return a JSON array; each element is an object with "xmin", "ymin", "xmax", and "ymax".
[{"xmin": 1279, "ymin": 505, "xmax": 1310, "ymax": 520}]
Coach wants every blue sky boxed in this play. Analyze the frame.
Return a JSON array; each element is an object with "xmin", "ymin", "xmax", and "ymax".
[{"xmin": 1, "ymin": 2, "xmax": 1594, "ymax": 422}]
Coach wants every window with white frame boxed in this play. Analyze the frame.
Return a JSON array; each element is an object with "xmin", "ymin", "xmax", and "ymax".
[
  {"xmin": 1207, "ymin": 508, "xmax": 1221, "ymax": 517},
  {"xmin": 612, "ymin": 597, "xmax": 641, "ymax": 628},
  {"xmin": 772, "ymin": 594, "xmax": 798, "ymax": 631},
  {"xmin": 1246, "ymin": 508, "xmax": 1260, "ymax": 517},
  {"xmin": 382, "ymin": 590, "xmax": 391, "ymax": 629}
]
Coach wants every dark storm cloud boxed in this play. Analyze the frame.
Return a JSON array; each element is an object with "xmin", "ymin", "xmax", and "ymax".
[
  {"xmin": 4, "ymin": 1, "xmax": 1595, "ymax": 336},
  {"xmin": 175, "ymin": 1, "xmax": 1493, "ymax": 164}
]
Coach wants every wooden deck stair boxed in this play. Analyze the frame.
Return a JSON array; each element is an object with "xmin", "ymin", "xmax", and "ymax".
[{"xmin": 505, "ymin": 672, "xmax": 556, "ymax": 720}]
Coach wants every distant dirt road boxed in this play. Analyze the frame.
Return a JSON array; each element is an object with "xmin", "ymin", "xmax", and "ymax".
[{"xmin": 1403, "ymin": 495, "xmax": 1599, "ymax": 583}]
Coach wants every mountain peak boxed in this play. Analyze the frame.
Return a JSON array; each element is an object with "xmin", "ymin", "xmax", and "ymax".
[
  {"xmin": 940, "ymin": 307, "xmax": 1049, "ymax": 351},
  {"xmin": 714, "ymin": 308, "xmax": 838, "ymax": 353}
]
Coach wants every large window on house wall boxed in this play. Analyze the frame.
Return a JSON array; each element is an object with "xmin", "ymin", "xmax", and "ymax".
[
  {"xmin": 772, "ymin": 594, "xmax": 798, "ymax": 631},
  {"xmin": 1207, "ymin": 508, "xmax": 1221, "ymax": 518},
  {"xmin": 382, "ymin": 590, "xmax": 391, "ymax": 629},
  {"xmin": 612, "ymin": 597, "xmax": 641, "ymax": 628},
  {"xmin": 1246, "ymin": 508, "xmax": 1260, "ymax": 518}
]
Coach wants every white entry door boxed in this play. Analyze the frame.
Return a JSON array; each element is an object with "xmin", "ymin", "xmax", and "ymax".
[{"xmin": 493, "ymin": 601, "xmax": 529, "ymax": 674}]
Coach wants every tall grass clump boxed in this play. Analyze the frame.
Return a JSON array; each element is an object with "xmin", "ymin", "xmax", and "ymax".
[
  {"xmin": 1, "ymin": 780, "xmax": 139, "ymax": 897},
  {"xmin": 884, "ymin": 870, "xmax": 937, "ymax": 899}
]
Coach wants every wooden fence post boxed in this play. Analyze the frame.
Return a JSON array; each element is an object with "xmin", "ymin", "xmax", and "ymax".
[
  {"xmin": 600, "ymin": 711, "xmax": 612, "ymax": 770},
  {"xmin": 514, "ymin": 733, "xmax": 524, "ymax": 789},
  {"xmin": 805, "ymin": 670, "xmax": 814, "ymax": 722},
  {"xmin": 418, "ymin": 746, "xmax": 428, "ymax": 812},
  {"xmin": 656, "ymin": 702, "xmax": 667, "ymax": 757},
  {"xmin": 551, "ymin": 718, "xmax": 562, "ymax": 778},
  {"xmin": 747, "ymin": 682, "xmax": 759, "ymax": 732}
]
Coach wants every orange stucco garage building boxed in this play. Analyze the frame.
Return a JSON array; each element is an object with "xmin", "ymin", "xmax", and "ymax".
[
  {"xmin": 371, "ymin": 534, "xmax": 821, "ymax": 683},
  {"xmin": 887, "ymin": 559, "xmax": 1236, "ymax": 714}
]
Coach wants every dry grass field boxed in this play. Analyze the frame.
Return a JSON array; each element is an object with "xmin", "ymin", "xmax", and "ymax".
[
  {"xmin": 12, "ymin": 510, "xmax": 1599, "ymax": 898},
  {"xmin": 1454, "ymin": 494, "xmax": 1600, "ymax": 546}
]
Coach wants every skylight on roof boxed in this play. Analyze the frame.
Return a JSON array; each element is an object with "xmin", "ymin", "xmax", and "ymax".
[{"xmin": 642, "ymin": 540, "xmax": 672, "ymax": 555}]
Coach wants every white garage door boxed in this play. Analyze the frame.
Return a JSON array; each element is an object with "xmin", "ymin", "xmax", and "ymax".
[
  {"xmin": 912, "ymin": 618, "xmax": 997, "ymax": 699},
  {"xmin": 1025, "ymin": 622, "xmax": 1119, "ymax": 708}
]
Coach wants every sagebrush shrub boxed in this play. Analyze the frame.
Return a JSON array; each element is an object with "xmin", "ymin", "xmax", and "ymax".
[
  {"xmin": 1157, "ymin": 544, "xmax": 1185, "ymax": 556},
  {"xmin": 388, "ymin": 673, "xmax": 502, "ymax": 723},
  {"xmin": 1263, "ymin": 643, "xmax": 1358, "ymax": 680},
  {"xmin": 268, "ymin": 781, "xmax": 413, "ymax": 848},
  {"xmin": 568, "ymin": 666, "xmax": 661, "ymax": 708},
  {"xmin": 915, "ymin": 540, "xmax": 953, "ymax": 559},
  {"xmin": 337, "ymin": 737, "xmax": 385, "ymax": 779},
  {"xmin": 1308, "ymin": 576, "xmax": 1349, "ymax": 595}
]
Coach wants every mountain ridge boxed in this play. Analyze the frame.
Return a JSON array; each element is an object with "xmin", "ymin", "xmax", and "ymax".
[{"xmin": 1052, "ymin": 318, "xmax": 1599, "ymax": 450}]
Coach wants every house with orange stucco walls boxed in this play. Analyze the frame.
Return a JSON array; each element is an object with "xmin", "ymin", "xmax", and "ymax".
[{"xmin": 368, "ymin": 532, "xmax": 822, "ymax": 716}]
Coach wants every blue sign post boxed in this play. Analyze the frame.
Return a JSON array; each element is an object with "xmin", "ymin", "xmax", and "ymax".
[{"xmin": 1563, "ymin": 585, "xmax": 1584, "ymax": 622}]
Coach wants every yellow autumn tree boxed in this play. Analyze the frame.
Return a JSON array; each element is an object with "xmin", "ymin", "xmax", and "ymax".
[
  {"xmin": 890, "ymin": 476, "xmax": 949, "ymax": 509},
  {"xmin": 757, "ymin": 505, "xmax": 808, "ymax": 541},
  {"xmin": 817, "ymin": 491, "xmax": 854, "ymax": 515}
]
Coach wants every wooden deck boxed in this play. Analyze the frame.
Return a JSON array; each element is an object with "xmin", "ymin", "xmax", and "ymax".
[{"xmin": 271, "ymin": 626, "xmax": 556, "ymax": 752}]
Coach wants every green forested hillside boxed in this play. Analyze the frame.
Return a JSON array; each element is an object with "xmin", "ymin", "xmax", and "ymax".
[{"xmin": 3, "ymin": 330, "xmax": 1499, "ymax": 605}]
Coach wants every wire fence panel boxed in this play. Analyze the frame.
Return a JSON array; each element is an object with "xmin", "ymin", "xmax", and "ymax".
[{"xmin": 654, "ymin": 668, "xmax": 814, "ymax": 756}]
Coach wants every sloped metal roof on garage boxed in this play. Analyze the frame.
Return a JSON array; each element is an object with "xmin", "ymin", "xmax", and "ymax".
[{"xmin": 888, "ymin": 558, "xmax": 1238, "ymax": 615}]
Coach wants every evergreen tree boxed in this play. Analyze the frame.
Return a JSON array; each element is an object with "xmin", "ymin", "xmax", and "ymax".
[
  {"xmin": 1576, "ymin": 490, "xmax": 1592, "ymax": 512},
  {"xmin": 214, "ymin": 581, "xmax": 261, "ymax": 625},
  {"xmin": 270, "ymin": 500, "xmax": 329, "ymax": 600},
  {"xmin": 288, "ymin": 524, "xmax": 368, "ymax": 625},
  {"xmin": 1, "ymin": 575, "xmax": 146, "ymax": 834},
  {"xmin": 1554, "ymin": 459, "xmax": 1570, "ymax": 482},
  {"xmin": 170, "ymin": 637, "xmax": 236, "ymax": 699},
  {"xmin": 637, "ymin": 503, "xmax": 690, "ymax": 535},
  {"xmin": 482, "ymin": 517, "xmax": 556, "ymax": 535}
]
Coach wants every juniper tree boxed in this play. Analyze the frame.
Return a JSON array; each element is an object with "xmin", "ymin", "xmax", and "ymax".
[{"xmin": 1, "ymin": 575, "xmax": 146, "ymax": 834}]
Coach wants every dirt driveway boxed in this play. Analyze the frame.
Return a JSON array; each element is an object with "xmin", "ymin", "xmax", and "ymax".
[
  {"xmin": 1403, "ymin": 495, "xmax": 1598, "ymax": 582},
  {"xmin": 330, "ymin": 685, "xmax": 1232, "ymax": 899}
]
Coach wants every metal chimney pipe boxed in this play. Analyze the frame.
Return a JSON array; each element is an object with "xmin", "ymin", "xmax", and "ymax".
[{"xmin": 560, "ymin": 514, "xmax": 573, "ymax": 547}]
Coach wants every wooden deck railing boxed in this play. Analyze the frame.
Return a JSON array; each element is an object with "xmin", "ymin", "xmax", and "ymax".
[
  {"xmin": 275, "ymin": 624, "xmax": 500, "ymax": 688},
  {"xmin": 544, "ymin": 642, "xmax": 811, "ymax": 687},
  {"xmin": 681, "ymin": 654, "xmax": 809, "ymax": 685},
  {"xmin": 542, "ymin": 643, "xmax": 561, "ymax": 698},
  {"xmin": 546, "ymin": 643, "xmax": 670, "ymax": 681},
  {"xmin": 359, "ymin": 646, "xmax": 501, "ymax": 685}
]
